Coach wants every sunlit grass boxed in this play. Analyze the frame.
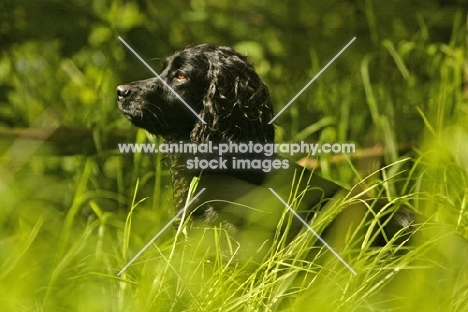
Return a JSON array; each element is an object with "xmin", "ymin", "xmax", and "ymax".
[
  {"xmin": 1, "ymin": 16, "xmax": 468, "ymax": 312},
  {"xmin": 1, "ymin": 146, "xmax": 467, "ymax": 311}
]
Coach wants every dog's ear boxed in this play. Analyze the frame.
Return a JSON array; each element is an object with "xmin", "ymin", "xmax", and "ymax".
[{"xmin": 190, "ymin": 51, "xmax": 275, "ymax": 144}]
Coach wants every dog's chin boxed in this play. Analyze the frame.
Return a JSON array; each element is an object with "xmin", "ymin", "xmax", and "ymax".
[
  {"xmin": 118, "ymin": 110, "xmax": 165, "ymax": 135},
  {"xmin": 119, "ymin": 110, "xmax": 133, "ymax": 122},
  {"xmin": 118, "ymin": 101, "xmax": 142, "ymax": 120},
  {"xmin": 124, "ymin": 113, "xmax": 156, "ymax": 130},
  {"xmin": 118, "ymin": 108, "xmax": 138, "ymax": 123}
]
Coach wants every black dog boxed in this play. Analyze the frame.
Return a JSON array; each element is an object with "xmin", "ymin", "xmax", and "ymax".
[{"xmin": 117, "ymin": 44, "xmax": 415, "ymax": 260}]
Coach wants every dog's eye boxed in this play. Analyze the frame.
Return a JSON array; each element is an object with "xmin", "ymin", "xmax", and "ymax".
[{"xmin": 175, "ymin": 72, "xmax": 186, "ymax": 80}]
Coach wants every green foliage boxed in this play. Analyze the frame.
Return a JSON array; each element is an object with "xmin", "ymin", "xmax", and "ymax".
[{"xmin": 0, "ymin": 0, "xmax": 467, "ymax": 311}]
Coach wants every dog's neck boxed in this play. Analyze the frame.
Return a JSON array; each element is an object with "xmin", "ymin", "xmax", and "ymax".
[
  {"xmin": 166, "ymin": 151, "xmax": 198, "ymax": 211},
  {"xmin": 163, "ymin": 135, "xmax": 200, "ymax": 211},
  {"xmin": 164, "ymin": 136, "xmax": 271, "ymax": 211}
]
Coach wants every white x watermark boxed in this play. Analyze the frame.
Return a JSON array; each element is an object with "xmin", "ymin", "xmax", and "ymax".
[{"xmin": 116, "ymin": 37, "xmax": 357, "ymax": 276}]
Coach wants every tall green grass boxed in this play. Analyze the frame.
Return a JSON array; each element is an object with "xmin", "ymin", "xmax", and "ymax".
[{"xmin": 1, "ymin": 18, "xmax": 468, "ymax": 312}]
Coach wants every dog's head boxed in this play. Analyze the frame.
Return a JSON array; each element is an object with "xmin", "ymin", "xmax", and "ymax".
[{"xmin": 117, "ymin": 44, "xmax": 274, "ymax": 143}]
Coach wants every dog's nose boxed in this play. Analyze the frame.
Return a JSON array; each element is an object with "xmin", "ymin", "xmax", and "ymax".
[{"xmin": 117, "ymin": 85, "xmax": 131, "ymax": 98}]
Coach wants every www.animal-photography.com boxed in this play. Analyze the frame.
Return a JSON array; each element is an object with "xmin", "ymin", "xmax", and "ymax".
[{"xmin": 1, "ymin": 1, "xmax": 467, "ymax": 311}]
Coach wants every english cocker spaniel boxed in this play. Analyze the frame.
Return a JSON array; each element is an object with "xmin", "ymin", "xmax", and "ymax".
[{"xmin": 117, "ymin": 44, "xmax": 415, "ymax": 257}]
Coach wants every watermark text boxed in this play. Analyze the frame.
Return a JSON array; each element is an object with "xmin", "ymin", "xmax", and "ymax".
[{"xmin": 118, "ymin": 141, "xmax": 356, "ymax": 157}]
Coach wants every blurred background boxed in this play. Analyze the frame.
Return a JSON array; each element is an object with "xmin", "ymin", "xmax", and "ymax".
[{"xmin": 0, "ymin": 0, "xmax": 467, "ymax": 310}]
